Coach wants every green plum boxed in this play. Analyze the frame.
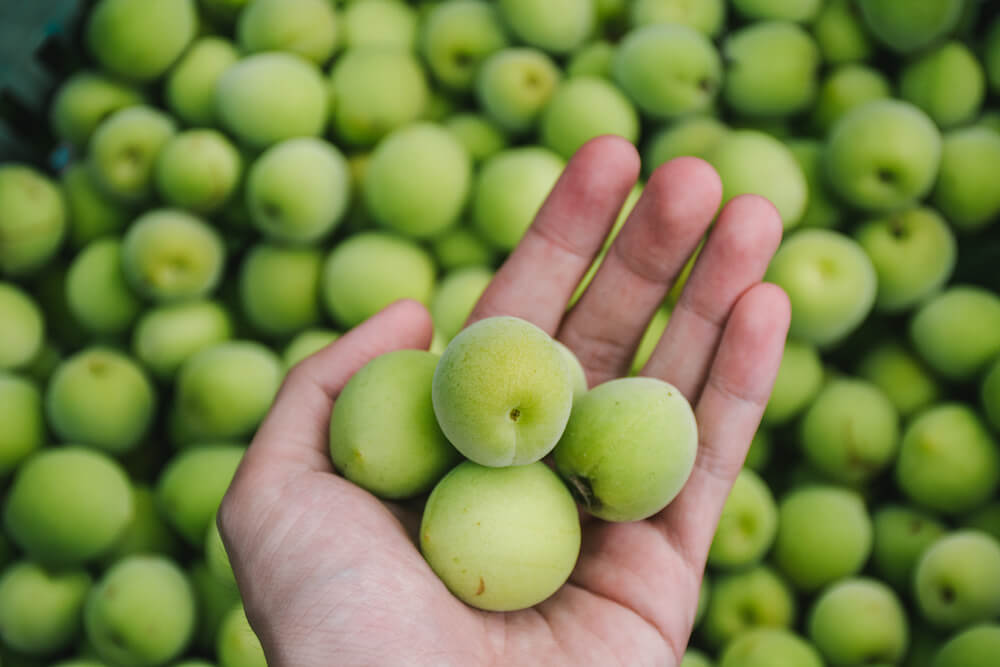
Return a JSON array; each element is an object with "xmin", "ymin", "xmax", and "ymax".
[
  {"xmin": 910, "ymin": 287, "xmax": 1000, "ymax": 381},
  {"xmin": 895, "ymin": 404, "xmax": 1000, "ymax": 515},
  {"xmin": 810, "ymin": 64, "xmax": 891, "ymax": 137},
  {"xmin": 101, "ymin": 486, "xmax": 179, "ymax": 564},
  {"xmin": 719, "ymin": 628, "xmax": 823, "ymax": 667},
  {"xmin": 732, "ymin": 0, "xmax": 821, "ymax": 21},
  {"xmin": 613, "ymin": 24, "xmax": 722, "ymax": 119},
  {"xmin": 60, "ymin": 164, "xmax": 130, "ymax": 249},
  {"xmin": 914, "ymin": 531, "xmax": 1000, "ymax": 629},
  {"xmin": 497, "ymin": 0, "xmax": 593, "ymax": 54},
  {"xmin": 629, "ymin": 305, "xmax": 669, "ymax": 375},
  {"xmin": 189, "ymin": 562, "xmax": 240, "ymax": 652},
  {"xmin": 216, "ymin": 53, "xmax": 328, "ymax": 149},
  {"xmin": 565, "ymin": 41, "xmax": 615, "ymax": 79},
  {"xmin": 872, "ymin": 505, "xmax": 947, "ymax": 590},
  {"xmin": 807, "ymin": 578, "xmax": 909, "ymax": 666},
  {"xmin": 237, "ymin": 0, "xmax": 338, "ymax": 64},
  {"xmin": 628, "ymin": 0, "xmax": 726, "ymax": 36},
  {"xmin": 475, "ymin": 48, "xmax": 561, "ymax": 133},
  {"xmin": 855, "ymin": 207, "xmax": 957, "ymax": 313},
  {"xmin": 933, "ymin": 624, "xmax": 1000, "ymax": 667},
  {"xmin": 204, "ymin": 519, "xmax": 235, "ymax": 588},
  {"xmin": 643, "ymin": 116, "xmax": 727, "ymax": 174},
  {"xmin": 155, "ymin": 130, "xmax": 242, "ymax": 215},
  {"xmin": 65, "ymin": 238, "xmax": 141, "ymax": 335},
  {"xmin": 321, "ymin": 232, "xmax": 436, "ymax": 328},
  {"xmin": 708, "ymin": 469, "xmax": 777, "ymax": 570},
  {"xmin": 701, "ymin": 566, "xmax": 796, "ymax": 648},
  {"xmin": 812, "ymin": 0, "xmax": 873, "ymax": 65},
  {"xmin": 540, "ymin": 76, "xmax": 639, "ymax": 160},
  {"xmin": 824, "ymin": 100, "xmax": 941, "ymax": 212},
  {"xmin": 420, "ymin": 461, "xmax": 581, "ymax": 611},
  {"xmin": 86, "ymin": 0, "xmax": 196, "ymax": 82},
  {"xmin": 239, "ymin": 244, "xmax": 322, "ymax": 339},
  {"xmin": 0, "ymin": 373, "xmax": 44, "ymax": 476},
  {"xmin": 156, "ymin": 446, "xmax": 245, "ymax": 546},
  {"xmin": 420, "ymin": 0, "xmax": 509, "ymax": 91},
  {"xmin": 363, "ymin": 123, "xmax": 471, "ymax": 238},
  {"xmin": 932, "ymin": 126, "xmax": 1000, "ymax": 232},
  {"xmin": 328, "ymin": 49, "xmax": 429, "ymax": 147},
  {"xmin": 4, "ymin": 447, "xmax": 133, "ymax": 565},
  {"xmin": 85, "ymin": 556, "xmax": 195, "ymax": 666},
  {"xmin": 858, "ymin": 342, "xmax": 939, "ymax": 418},
  {"xmin": 787, "ymin": 139, "xmax": 842, "ymax": 230},
  {"xmin": 900, "ymin": 42, "xmax": 984, "ymax": 129},
  {"xmin": 681, "ymin": 649, "xmax": 713, "ymax": 667},
  {"xmin": 555, "ymin": 341, "xmax": 588, "ymax": 399},
  {"xmin": 0, "ymin": 165, "xmax": 67, "ymax": 277},
  {"xmin": 430, "ymin": 226, "xmax": 497, "ymax": 271},
  {"xmin": 858, "ymin": 0, "xmax": 965, "ymax": 54},
  {"xmin": 443, "ymin": 114, "xmax": 508, "ymax": 164},
  {"xmin": 554, "ymin": 377, "xmax": 697, "ymax": 521},
  {"xmin": 330, "ymin": 350, "xmax": 460, "ymax": 498},
  {"xmin": 762, "ymin": 341, "xmax": 823, "ymax": 426},
  {"xmin": 984, "ymin": 358, "xmax": 1000, "ymax": 432},
  {"xmin": 0, "ymin": 283, "xmax": 43, "ymax": 371},
  {"xmin": 773, "ymin": 485, "xmax": 873, "ymax": 592},
  {"xmin": 132, "ymin": 300, "xmax": 233, "ymax": 380},
  {"xmin": 430, "ymin": 266, "xmax": 493, "ymax": 342},
  {"xmin": 87, "ymin": 106, "xmax": 177, "ymax": 203},
  {"xmin": 434, "ymin": 317, "xmax": 574, "ymax": 467},
  {"xmin": 216, "ymin": 605, "xmax": 266, "ymax": 667},
  {"xmin": 340, "ymin": 0, "xmax": 417, "ymax": 50},
  {"xmin": 165, "ymin": 37, "xmax": 240, "ymax": 127},
  {"xmin": 282, "ymin": 329, "xmax": 339, "ymax": 370},
  {"xmin": 0, "ymin": 562, "xmax": 91, "ymax": 656},
  {"xmin": 49, "ymin": 71, "xmax": 144, "ymax": 148},
  {"xmin": 472, "ymin": 147, "xmax": 564, "ymax": 250}
]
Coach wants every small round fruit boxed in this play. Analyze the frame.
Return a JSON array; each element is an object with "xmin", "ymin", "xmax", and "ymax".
[
  {"xmin": 732, "ymin": 0, "xmax": 821, "ymax": 21},
  {"xmin": 910, "ymin": 287, "xmax": 1000, "ymax": 381},
  {"xmin": 566, "ymin": 40, "xmax": 615, "ymax": 79},
  {"xmin": 283, "ymin": 329, "xmax": 339, "ymax": 370},
  {"xmin": 0, "ymin": 165, "xmax": 67, "ymax": 277},
  {"xmin": 857, "ymin": 0, "xmax": 964, "ymax": 54},
  {"xmin": 237, "ymin": 0, "xmax": 338, "ymax": 64},
  {"xmin": 340, "ymin": 0, "xmax": 417, "ymax": 50},
  {"xmin": 132, "ymin": 300, "xmax": 233, "ymax": 380},
  {"xmin": 556, "ymin": 341, "xmax": 588, "ymax": 399},
  {"xmin": 217, "ymin": 605, "xmax": 266, "ymax": 667},
  {"xmin": 810, "ymin": 64, "xmax": 891, "ymax": 136},
  {"xmin": 872, "ymin": 504, "xmax": 947, "ymax": 589},
  {"xmin": 87, "ymin": 105, "xmax": 177, "ymax": 203},
  {"xmin": 497, "ymin": 0, "xmax": 593, "ymax": 54},
  {"xmin": 540, "ymin": 76, "xmax": 639, "ymax": 159},
  {"xmin": 66, "ymin": 238, "xmax": 142, "ymax": 335},
  {"xmin": 701, "ymin": 566, "xmax": 796, "ymax": 648},
  {"xmin": 239, "ymin": 244, "xmax": 322, "ymax": 339},
  {"xmin": 4, "ymin": 447, "xmax": 133, "ymax": 565},
  {"xmin": 475, "ymin": 48, "xmax": 561, "ymax": 133},
  {"xmin": 933, "ymin": 624, "xmax": 1000, "ymax": 667},
  {"xmin": 443, "ymin": 114, "xmax": 508, "ymax": 164},
  {"xmin": 807, "ymin": 578, "xmax": 908, "ymax": 666},
  {"xmin": 420, "ymin": 0, "xmax": 509, "ymax": 91},
  {"xmin": 155, "ymin": 130, "xmax": 242, "ymax": 215},
  {"xmin": 932, "ymin": 126, "xmax": 1000, "ymax": 232},
  {"xmin": 914, "ymin": 531, "xmax": 1000, "ymax": 629},
  {"xmin": 156, "ymin": 446, "xmax": 245, "ymax": 547},
  {"xmin": 102, "ymin": 485, "xmax": 179, "ymax": 564},
  {"xmin": 49, "ymin": 71, "xmax": 144, "ymax": 147},
  {"xmin": 420, "ymin": 461, "xmax": 581, "ymax": 611},
  {"xmin": 0, "ymin": 283, "xmax": 43, "ymax": 370},
  {"xmin": 900, "ymin": 41, "xmax": 984, "ymax": 129},
  {"xmin": 0, "ymin": 373, "xmax": 44, "ymax": 476},
  {"xmin": 643, "ymin": 116, "xmax": 728, "ymax": 173},
  {"xmin": 189, "ymin": 562, "xmax": 240, "ymax": 652},
  {"xmin": 430, "ymin": 226, "xmax": 497, "ymax": 271},
  {"xmin": 165, "ymin": 37, "xmax": 240, "ymax": 127},
  {"xmin": 0, "ymin": 561, "xmax": 91, "ymax": 656},
  {"xmin": 430, "ymin": 266, "xmax": 493, "ymax": 342},
  {"xmin": 708, "ymin": 469, "xmax": 778, "ymax": 570},
  {"xmin": 719, "ymin": 628, "xmax": 823, "ymax": 667},
  {"xmin": 629, "ymin": 0, "xmax": 726, "ymax": 35},
  {"xmin": 761, "ymin": 340, "xmax": 823, "ymax": 426},
  {"xmin": 787, "ymin": 139, "xmax": 842, "ymax": 230},
  {"xmin": 861, "ymin": 345, "xmax": 939, "ymax": 418},
  {"xmin": 86, "ymin": 0, "xmax": 196, "ymax": 81}
]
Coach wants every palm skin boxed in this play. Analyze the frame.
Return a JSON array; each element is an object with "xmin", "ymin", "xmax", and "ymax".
[{"xmin": 219, "ymin": 136, "xmax": 790, "ymax": 667}]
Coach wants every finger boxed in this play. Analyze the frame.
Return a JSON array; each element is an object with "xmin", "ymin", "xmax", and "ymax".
[
  {"xmin": 657, "ymin": 283, "xmax": 790, "ymax": 566},
  {"xmin": 241, "ymin": 299, "xmax": 434, "ymax": 476},
  {"xmin": 468, "ymin": 135, "xmax": 640, "ymax": 334},
  {"xmin": 641, "ymin": 194, "xmax": 783, "ymax": 402},
  {"xmin": 557, "ymin": 157, "xmax": 721, "ymax": 386}
]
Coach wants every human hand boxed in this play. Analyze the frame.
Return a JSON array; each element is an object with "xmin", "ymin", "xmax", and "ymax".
[{"xmin": 218, "ymin": 136, "xmax": 790, "ymax": 667}]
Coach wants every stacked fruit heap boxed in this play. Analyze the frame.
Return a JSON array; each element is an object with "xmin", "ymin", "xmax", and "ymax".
[{"xmin": 2, "ymin": 0, "xmax": 1000, "ymax": 665}]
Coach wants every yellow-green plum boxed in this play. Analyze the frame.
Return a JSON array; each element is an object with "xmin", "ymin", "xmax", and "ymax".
[
  {"xmin": 431, "ymin": 226, "xmax": 497, "ymax": 271},
  {"xmin": 66, "ymin": 238, "xmax": 141, "ymax": 335},
  {"xmin": 811, "ymin": 64, "xmax": 891, "ymax": 142},
  {"xmin": 0, "ymin": 562, "xmax": 91, "ymax": 656},
  {"xmin": 719, "ymin": 628, "xmax": 822, "ymax": 667},
  {"xmin": 0, "ymin": 374, "xmax": 44, "ymax": 476},
  {"xmin": 773, "ymin": 486, "xmax": 873, "ymax": 592},
  {"xmin": 86, "ymin": 0, "xmax": 196, "ymax": 82},
  {"xmin": 858, "ymin": 342, "xmax": 939, "ymax": 418},
  {"xmin": 328, "ymin": 49, "xmax": 429, "ymax": 147},
  {"xmin": 421, "ymin": 0, "xmax": 509, "ymax": 91},
  {"xmin": 330, "ymin": 350, "xmax": 460, "ymax": 499},
  {"xmin": 680, "ymin": 649, "xmax": 712, "ymax": 667},
  {"xmin": 215, "ymin": 53, "xmax": 328, "ymax": 150},
  {"xmin": 204, "ymin": 518, "xmax": 235, "ymax": 588},
  {"xmin": 0, "ymin": 283, "xmax": 43, "ymax": 370},
  {"xmin": 629, "ymin": 305, "xmax": 669, "ymax": 375},
  {"xmin": 497, "ymin": 0, "xmax": 593, "ymax": 54},
  {"xmin": 764, "ymin": 229, "xmax": 877, "ymax": 347},
  {"xmin": 932, "ymin": 127, "xmax": 1000, "ymax": 232},
  {"xmin": 85, "ymin": 556, "xmax": 195, "ymax": 667},
  {"xmin": 872, "ymin": 505, "xmax": 947, "ymax": 590},
  {"xmin": 800, "ymin": 378, "xmax": 899, "ymax": 484},
  {"xmin": 613, "ymin": 24, "xmax": 721, "ymax": 119},
  {"xmin": 643, "ymin": 117, "xmax": 727, "ymax": 174},
  {"xmin": 824, "ymin": 100, "xmax": 941, "ymax": 212},
  {"xmin": 434, "ymin": 317, "xmax": 574, "ymax": 467},
  {"xmin": 132, "ymin": 300, "xmax": 233, "ymax": 380},
  {"xmin": 732, "ymin": 0, "xmax": 821, "ymax": 21},
  {"xmin": 540, "ymin": 77, "xmax": 639, "ymax": 160},
  {"xmin": 855, "ymin": 207, "xmax": 957, "ymax": 313},
  {"xmin": 900, "ymin": 42, "xmax": 984, "ymax": 129},
  {"xmin": 812, "ymin": 0, "xmax": 873, "ymax": 64},
  {"xmin": 0, "ymin": 165, "xmax": 67, "ymax": 277},
  {"xmin": 156, "ymin": 446, "xmax": 244, "ymax": 547},
  {"xmin": 430, "ymin": 266, "xmax": 493, "ymax": 342},
  {"xmin": 807, "ymin": 578, "xmax": 909, "ymax": 666},
  {"xmin": 172, "ymin": 343, "xmax": 281, "ymax": 443},
  {"xmin": 628, "ymin": 0, "xmax": 726, "ymax": 36},
  {"xmin": 237, "ymin": 0, "xmax": 338, "ymax": 64},
  {"xmin": 472, "ymin": 147, "xmax": 564, "ymax": 250},
  {"xmin": 189, "ymin": 562, "xmax": 239, "ymax": 652},
  {"xmin": 722, "ymin": 22, "xmax": 820, "ymax": 118},
  {"xmin": 420, "ymin": 461, "xmax": 580, "ymax": 611},
  {"xmin": 101, "ymin": 486, "xmax": 179, "ymax": 565},
  {"xmin": 565, "ymin": 41, "xmax": 615, "ymax": 79},
  {"xmin": 216, "ymin": 605, "xmax": 266, "ymax": 667},
  {"xmin": 910, "ymin": 287, "xmax": 1000, "ymax": 381},
  {"xmin": 340, "ymin": 0, "xmax": 417, "ymax": 50},
  {"xmin": 555, "ymin": 341, "xmax": 588, "ymax": 399},
  {"xmin": 858, "ymin": 0, "xmax": 964, "ymax": 53},
  {"xmin": 239, "ymin": 244, "xmax": 322, "ymax": 339},
  {"xmin": 475, "ymin": 49, "xmax": 561, "ymax": 133},
  {"xmin": 87, "ymin": 106, "xmax": 177, "ymax": 204},
  {"xmin": 49, "ymin": 71, "xmax": 144, "ymax": 148},
  {"xmin": 443, "ymin": 114, "xmax": 508, "ymax": 164},
  {"xmin": 983, "ymin": 358, "xmax": 1000, "ymax": 432},
  {"xmin": 46, "ymin": 348, "xmax": 154, "ymax": 455},
  {"xmin": 787, "ymin": 139, "xmax": 842, "ymax": 230},
  {"xmin": 155, "ymin": 130, "xmax": 242, "ymax": 215},
  {"xmin": 701, "ymin": 566, "xmax": 797, "ymax": 649},
  {"xmin": 554, "ymin": 377, "xmax": 697, "ymax": 521},
  {"xmin": 321, "ymin": 232, "xmax": 436, "ymax": 328},
  {"xmin": 933, "ymin": 624, "xmax": 1000, "ymax": 667},
  {"xmin": 282, "ymin": 329, "xmax": 339, "ymax": 370},
  {"xmin": 708, "ymin": 469, "xmax": 778, "ymax": 570},
  {"xmin": 762, "ymin": 340, "xmax": 823, "ymax": 426},
  {"xmin": 915, "ymin": 531, "xmax": 1000, "ymax": 629},
  {"xmin": 363, "ymin": 123, "xmax": 470, "ymax": 239},
  {"xmin": 4, "ymin": 447, "xmax": 133, "ymax": 565},
  {"xmin": 165, "ymin": 37, "xmax": 240, "ymax": 127},
  {"xmin": 61, "ymin": 164, "xmax": 130, "ymax": 249},
  {"xmin": 895, "ymin": 404, "xmax": 1000, "ymax": 515},
  {"xmin": 709, "ymin": 131, "xmax": 807, "ymax": 229}
]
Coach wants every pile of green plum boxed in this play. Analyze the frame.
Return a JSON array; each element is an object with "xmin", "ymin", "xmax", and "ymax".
[{"xmin": 0, "ymin": 0, "xmax": 1000, "ymax": 664}]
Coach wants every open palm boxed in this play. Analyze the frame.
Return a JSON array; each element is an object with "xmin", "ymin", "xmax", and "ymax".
[{"xmin": 218, "ymin": 136, "xmax": 790, "ymax": 667}]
